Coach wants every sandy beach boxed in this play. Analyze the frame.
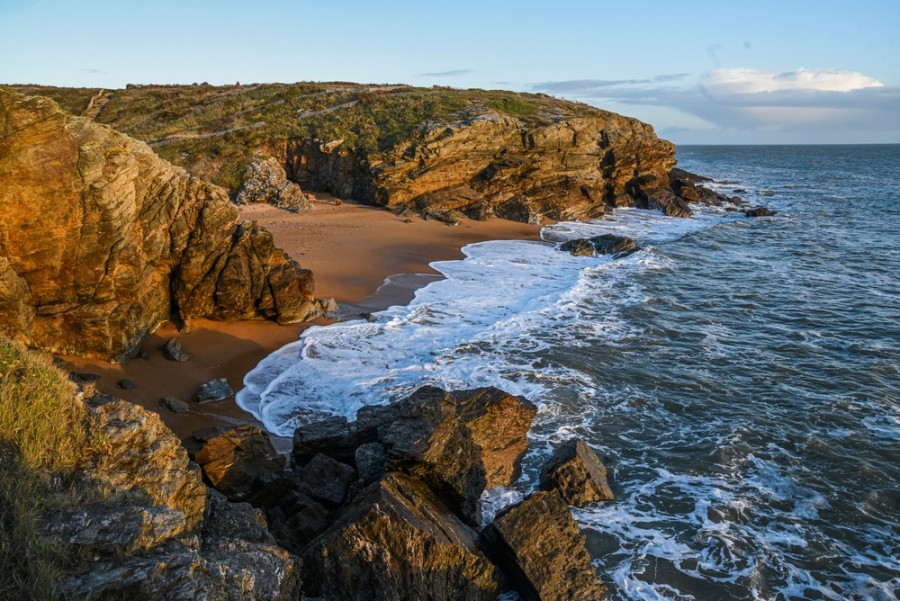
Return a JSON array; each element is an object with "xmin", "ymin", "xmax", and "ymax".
[{"xmin": 62, "ymin": 199, "xmax": 541, "ymax": 443}]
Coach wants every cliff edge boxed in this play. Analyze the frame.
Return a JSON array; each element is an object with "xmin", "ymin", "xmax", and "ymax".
[{"xmin": 0, "ymin": 89, "xmax": 318, "ymax": 360}]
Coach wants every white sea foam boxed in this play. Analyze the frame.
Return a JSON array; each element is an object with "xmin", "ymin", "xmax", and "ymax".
[{"xmin": 237, "ymin": 190, "xmax": 900, "ymax": 600}]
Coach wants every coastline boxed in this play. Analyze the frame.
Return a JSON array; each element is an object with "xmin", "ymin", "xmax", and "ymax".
[{"xmin": 62, "ymin": 199, "xmax": 542, "ymax": 443}]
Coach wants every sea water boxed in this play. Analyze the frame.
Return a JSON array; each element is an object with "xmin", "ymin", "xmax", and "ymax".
[{"xmin": 238, "ymin": 145, "xmax": 900, "ymax": 600}]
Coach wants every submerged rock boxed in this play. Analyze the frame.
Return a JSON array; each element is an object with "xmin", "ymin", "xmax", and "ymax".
[
  {"xmin": 540, "ymin": 438, "xmax": 614, "ymax": 506},
  {"xmin": 481, "ymin": 491, "xmax": 606, "ymax": 601},
  {"xmin": 745, "ymin": 206, "xmax": 776, "ymax": 217},
  {"xmin": 560, "ymin": 234, "xmax": 638, "ymax": 258}
]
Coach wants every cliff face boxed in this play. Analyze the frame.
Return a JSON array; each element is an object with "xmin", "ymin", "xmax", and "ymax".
[
  {"xmin": 0, "ymin": 90, "xmax": 315, "ymax": 359},
  {"xmin": 288, "ymin": 108, "xmax": 678, "ymax": 223},
  {"xmin": 11, "ymin": 84, "xmax": 690, "ymax": 223}
]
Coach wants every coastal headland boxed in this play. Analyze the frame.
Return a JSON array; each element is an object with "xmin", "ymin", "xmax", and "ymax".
[{"xmin": 0, "ymin": 83, "xmax": 739, "ymax": 599}]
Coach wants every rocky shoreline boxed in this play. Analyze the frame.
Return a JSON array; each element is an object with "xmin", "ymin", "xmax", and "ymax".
[
  {"xmin": 0, "ymin": 85, "xmax": 757, "ymax": 599},
  {"xmin": 47, "ymin": 379, "xmax": 616, "ymax": 600}
]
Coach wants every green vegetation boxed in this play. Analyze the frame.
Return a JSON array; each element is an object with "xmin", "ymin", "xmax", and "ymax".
[
  {"xmin": 10, "ymin": 82, "xmax": 608, "ymax": 195},
  {"xmin": 0, "ymin": 338, "xmax": 86, "ymax": 600},
  {"xmin": 3, "ymin": 85, "xmax": 101, "ymax": 115}
]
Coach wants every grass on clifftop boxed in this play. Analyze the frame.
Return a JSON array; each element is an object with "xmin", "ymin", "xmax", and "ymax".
[
  {"xmin": 0, "ymin": 338, "xmax": 86, "ymax": 600},
  {"xmin": 9, "ymin": 82, "xmax": 609, "ymax": 195}
]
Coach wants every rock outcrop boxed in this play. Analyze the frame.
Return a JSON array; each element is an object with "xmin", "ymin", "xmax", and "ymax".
[
  {"xmin": 0, "ymin": 89, "xmax": 317, "ymax": 360},
  {"xmin": 192, "ymin": 425, "xmax": 285, "ymax": 499},
  {"xmin": 236, "ymin": 155, "xmax": 310, "ymax": 212},
  {"xmin": 287, "ymin": 108, "xmax": 683, "ymax": 223},
  {"xmin": 45, "ymin": 392, "xmax": 301, "ymax": 601}
]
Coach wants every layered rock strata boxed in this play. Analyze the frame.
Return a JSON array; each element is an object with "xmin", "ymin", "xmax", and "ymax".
[
  {"xmin": 0, "ymin": 90, "xmax": 318, "ymax": 360},
  {"xmin": 287, "ymin": 108, "xmax": 683, "ymax": 223}
]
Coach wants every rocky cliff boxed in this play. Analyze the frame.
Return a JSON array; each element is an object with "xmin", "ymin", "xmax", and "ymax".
[
  {"xmin": 289, "ymin": 107, "xmax": 678, "ymax": 223},
  {"xmin": 10, "ymin": 84, "xmax": 700, "ymax": 223},
  {"xmin": 0, "ymin": 89, "xmax": 318, "ymax": 360}
]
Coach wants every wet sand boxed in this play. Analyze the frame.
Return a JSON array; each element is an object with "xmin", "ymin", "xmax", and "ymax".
[{"xmin": 62, "ymin": 199, "xmax": 541, "ymax": 444}]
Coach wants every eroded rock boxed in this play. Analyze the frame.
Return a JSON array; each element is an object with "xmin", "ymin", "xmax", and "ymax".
[
  {"xmin": 481, "ymin": 491, "xmax": 606, "ymax": 601},
  {"xmin": 192, "ymin": 425, "xmax": 285, "ymax": 499},
  {"xmin": 560, "ymin": 234, "xmax": 638, "ymax": 258},
  {"xmin": 237, "ymin": 155, "xmax": 310, "ymax": 212},
  {"xmin": 0, "ymin": 90, "xmax": 317, "ymax": 360},
  {"xmin": 302, "ymin": 472, "xmax": 499, "ymax": 601},
  {"xmin": 540, "ymin": 438, "xmax": 614, "ymax": 506}
]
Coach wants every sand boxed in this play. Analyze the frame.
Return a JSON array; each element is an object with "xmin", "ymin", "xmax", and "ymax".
[{"xmin": 62, "ymin": 199, "xmax": 541, "ymax": 445}]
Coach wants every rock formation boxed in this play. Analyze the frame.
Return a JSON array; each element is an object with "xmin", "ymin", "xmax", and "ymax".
[
  {"xmin": 48, "ymin": 393, "xmax": 301, "ymax": 600},
  {"xmin": 236, "ymin": 155, "xmax": 310, "ymax": 212},
  {"xmin": 481, "ymin": 491, "xmax": 607, "ymax": 601},
  {"xmin": 540, "ymin": 438, "xmax": 615, "ymax": 506},
  {"xmin": 0, "ymin": 89, "xmax": 319, "ymax": 360},
  {"xmin": 287, "ymin": 108, "xmax": 683, "ymax": 223}
]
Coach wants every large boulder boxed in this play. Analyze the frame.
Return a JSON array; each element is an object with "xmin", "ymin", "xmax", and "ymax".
[
  {"xmin": 481, "ymin": 491, "xmax": 606, "ymax": 601},
  {"xmin": 236, "ymin": 155, "xmax": 310, "ymax": 212},
  {"xmin": 0, "ymin": 89, "xmax": 316, "ymax": 360},
  {"xmin": 356, "ymin": 386, "xmax": 537, "ymax": 523},
  {"xmin": 192, "ymin": 425, "xmax": 285, "ymax": 499},
  {"xmin": 302, "ymin": 472, "xmax": 499, "ymax": 601},
  {"xmin": 540, "ymin": 438, "xmax": 614, "ymax": 506},
  {"xmin": 77, "ymin": 397, "xmax": 207, "ymax": 529}
]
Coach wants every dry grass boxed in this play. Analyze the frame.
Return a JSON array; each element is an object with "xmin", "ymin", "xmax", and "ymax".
[{"xmin": 0, "ymin": 338, "xmax": 86, "ymax": 600}]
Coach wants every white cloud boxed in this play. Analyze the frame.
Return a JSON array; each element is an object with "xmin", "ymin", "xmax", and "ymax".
[
  {"xmin": 532, "ymin": 66, "xmax": 898, "ymax": 142},
  {"xmin": 705, "ymin": 67, "xmax": 884, "ymax": 94}
]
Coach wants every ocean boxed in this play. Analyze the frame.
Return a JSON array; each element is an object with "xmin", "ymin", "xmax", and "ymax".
[{"xmin": 238, "ymin": 145, "xmax": 900, "ymax": 600}]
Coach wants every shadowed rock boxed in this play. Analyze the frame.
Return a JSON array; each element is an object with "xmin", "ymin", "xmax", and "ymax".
[
  {"xmin": 356, "ymin": 386, "xmax": 537, "ymax": 523},
  {"xmin": 540, "ymin": 438, "xmax": 614, "ymax": 506},
  {"xmin": 481, "ymin": 491, "xmax": 606, "ymax": 601},
  {"xmin": 302, "ymin": 472, "xmax": 499, "ymax": 601},
  {"xmin": 192, "ymin": 425, "xmax": 285, "ymax": 499}
]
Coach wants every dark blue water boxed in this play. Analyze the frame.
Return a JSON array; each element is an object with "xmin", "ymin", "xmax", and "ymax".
[{"xmin": 242, "ymin": 145, "xmax": 900, "ymax": 600}]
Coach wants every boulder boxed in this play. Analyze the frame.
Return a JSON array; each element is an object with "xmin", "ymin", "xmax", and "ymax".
[
  {"xmin": 356, "ymin": 386, "xmax": 537, "ymax": 523},
  {"xmin": 745, "ymin": 206, "xmax": 776, "ymax": 217},
  {"xmin": 292, "ymin": 415, "xmax": 373, "ymax": 466},
  {"xmin": 160, "ymin": 396, "xmax": 190, "ymax": 413},
  {"xmin": 236, "ymin": 155, "xmax": 310, "ymax": 212},
  {"xmin": 60, "ymin": 530, "xmax": 301, "ymax": 601},
  {"xmin": 481, "ymin": 491, "xmax": 606, "ymax": 601},
  {"xmin": 295, "ymin": 453, "xmax": 357, "ymax": 506},
  {"xmin": 195, "ymin": 378, "xmax": 235, "ymax": 404},
  {"xmin": 302, "ymin": 472, "xmax": 499, "ymax": 601},
  {"xmin": 355, "ymin": 442, "xmax": 387, "ymax": 484},
  {"xmin": 192, "ymin": 425, "xmax": 285, "ymax": 499},
  {"xmin": 41, "ymin": 505, "xmax": 189, "ymax": 554},
  {"xmin": 560, "ymin": 234, "xmax": 638, "ymax": 258},
  {"xmin": 77, "ymin": 398, "xmax": 207, "ymax": 530},
  {"xmin": 540, "ymin": 438, "xmax": 614, "ymax": 506},
  {"xmin": 163, "ymin": 338, "xmax": 191, "ymax": 362}
]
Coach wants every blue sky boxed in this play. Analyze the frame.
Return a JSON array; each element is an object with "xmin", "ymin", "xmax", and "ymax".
[{"xmin": 1, "ymin": 0, "xmax": 898, "ymax": 144}]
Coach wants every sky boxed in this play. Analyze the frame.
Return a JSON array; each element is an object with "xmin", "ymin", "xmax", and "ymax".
[{"xmin": 1, "ymin": 0, "xmax": 898, "ymax": 144}]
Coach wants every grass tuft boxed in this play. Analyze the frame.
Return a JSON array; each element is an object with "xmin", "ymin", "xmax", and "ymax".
[{"xmin": 0, "ymin": 338, "xmax": 87, "ymax": 600}]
